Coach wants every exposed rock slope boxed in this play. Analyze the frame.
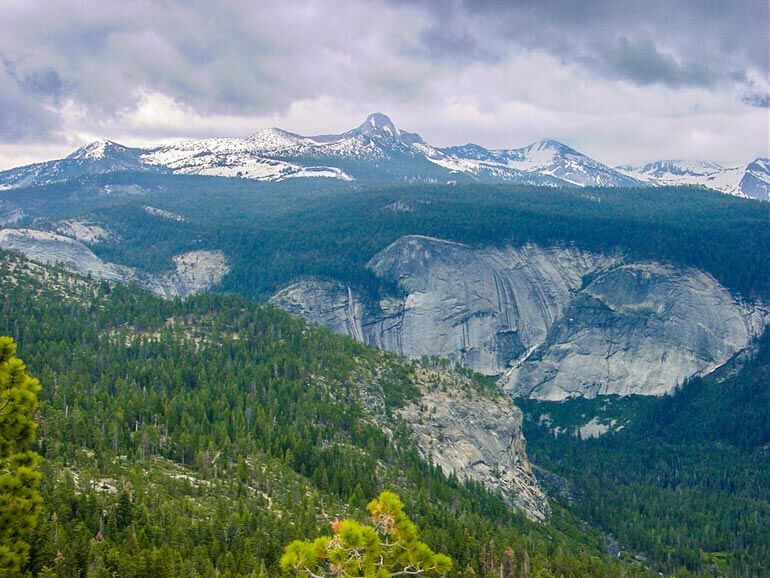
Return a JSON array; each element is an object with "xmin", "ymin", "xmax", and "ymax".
[
  {"xmin": 1, "ymin": 246, "xmax": 549, "ymax": 522},
  {"xmin": 0, "ymin": 228, "xmax": 227, "ymax": 299},
  {"xmin": 275, "ymin": 237, "xmax": 617, "ymax": 375},
  {"xmin": 361, "ymin": 364, "xmax": 548, "ymax": 521},
  {"xmin": 398, "ymin": 369, "xmax": 549, "ymax": 521},
  {"xmin": 272, "ymin": 236, "xmax": 767, "ymax": 398},
  {"xmin": 505, "ymin": 263, "xmax": 767, "ymax": 399}
]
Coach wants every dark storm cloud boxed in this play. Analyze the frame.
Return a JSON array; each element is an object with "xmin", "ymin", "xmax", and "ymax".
[
  {"xmin": 595, "ymin": 37, "xmax": 714, "ymax": 87},
  {"xmin": 403, "ymin": 0, "xmax": 767, "ymax": 89},
  {"xmin": 0, "ymin": 59, "xmax": 63, "ymax": 142},
  {"xmin": 0, "ymin": 0, "xmax": 436, "ymax": 141},
  {"xmin": 742, "ymin": 93, "xmax": 770, "ymax": 108}
]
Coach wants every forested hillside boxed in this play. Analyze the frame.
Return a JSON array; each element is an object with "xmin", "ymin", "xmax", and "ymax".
[
  {"xmin": 3, "ymin": 177, "xmax": 768, "ymax": 578},
  {"xmin": 6, "ymin": 176, "xmax": 769, "ymax": 301},
  {"xmin": 521, "ymin": 332, "xmax": 770, "ymax": 577},
  {"xmin": 0, "ymin": 251, "xmax": 655, "ymax": 577}
]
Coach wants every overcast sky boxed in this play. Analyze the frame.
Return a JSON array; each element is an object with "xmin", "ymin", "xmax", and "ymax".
[{"xmin": 0, "ymin": 0, "xmax": 767, "ymax": 169}]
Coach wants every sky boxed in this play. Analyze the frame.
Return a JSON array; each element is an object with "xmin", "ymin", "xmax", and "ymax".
[{"xmin": 0, "ymin": 0, "xmax": 767, "ymax": 170}]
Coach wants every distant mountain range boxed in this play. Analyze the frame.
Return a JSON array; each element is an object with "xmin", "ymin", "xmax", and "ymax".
[{"xmin": 1, "ymin": 113, "xmax": 767, "ymax": 199}]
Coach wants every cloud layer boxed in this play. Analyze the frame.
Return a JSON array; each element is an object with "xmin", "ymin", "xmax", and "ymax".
[{"xmin": 0, "ymin": 0, "xmax": 766, "ymax": 169}]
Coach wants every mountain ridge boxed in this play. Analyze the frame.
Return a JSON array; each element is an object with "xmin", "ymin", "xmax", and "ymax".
[{"xmin": 2, "ymin": 112, "xmax": 766, "ymax": 198}]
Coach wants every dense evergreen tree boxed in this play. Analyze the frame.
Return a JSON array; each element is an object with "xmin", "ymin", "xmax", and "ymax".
[
  {"xmin": 281, "ymin": 491, "xmax": 452, "ymax": 577},
  {"xmin": 522, "ymin": 333, "xmax": 770, "ymax": 577},
  {"xmin": 0, "ymin": 337, "xmax": 43, "ymax": 574}
]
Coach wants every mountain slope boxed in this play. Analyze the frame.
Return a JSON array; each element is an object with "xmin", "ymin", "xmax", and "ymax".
[
  {"xmin": 520, "ymin": 328, "xmax": 770, "ymax": 576},
  {"xmin": 619, "ymin": 158, "xmax": 770, "ymax": 200},
  {"xmin": 0, "ymin": 140, "xmax": 156, "ymax": 189},
  {"xmin": 1, "ymin": 114, "xmax": 764, "ymax": 195},
  {"xmin": 0, "ymin": 249, "xmax": 660, "ymax": 577},
  {"xmin": 0, "ymin": 228, "xmax": 228, "ymax": 298},
  {"xmin": 0, "ymin": 113, "xmax": 717, "ymax": 190},
  {"xmin": 738, "ymin": 158, "xmax": 770, "ymax": 200},
  {"xmin": 271, "ymin": 235, "xmax": 768, "ymax": 399},
  {"xmin": 443, "ymin": 139, "xmax": 643, "ymax": 187}
]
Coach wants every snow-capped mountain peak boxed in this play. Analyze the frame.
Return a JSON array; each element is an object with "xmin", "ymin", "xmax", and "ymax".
[
  {"xmin": 0, "ymin": 113, "xmax": 766, "ymax": 198},
  {"xmin": 478, "ymin": 138, "xmax": 643, "ymax": 187},
  {"xmin": 618, "ymin": 159, "xmax": 755, "ymax": 197},
  {"xmin": 627, "ymin": 160, "xmax": 726, "ymax": 179},
  {"xmin": 248, "ymin": 127, "xmax": 309, "ymax": 152},
  {"xmin": 341, "ymin": 112, "xmax": 424, "ymax": 145},
  {"xmin": 67, "ymin": 140, "xmax": 127, "ymax": 160},
  {"xmin": 440, "ymin": 143, "xmax": 495, "ymax": 161},
  {"xmin": 504, "ymin": 139, "xmax": 565, "ymax": 170},
  {"xmin": 529, "ymin": 138, "xmax": 572, "ymax": 152},
  {"xmin": 738, "ymin": 157, "xmax": 770, "ymax": 201},
  {"xmin": 364, "ymin": 112, "xmax": 399, "ymax": 135}
]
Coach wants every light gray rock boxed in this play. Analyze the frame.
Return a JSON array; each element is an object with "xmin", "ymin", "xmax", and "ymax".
[
  {"xmin": 0, "ymin": 228, "xmax": 228, "ymax": 299},
  {"xmin": 0, "ymin": 201, "xmax": 24, "ymax": 226},
  {"xmin": 149, "ymin": 250, "xmax": 230, "ymax": 299},
  {"xmin": 0, "ymin": 229, "xmax": 134, "ymax": 282},
  {"xmin": 504, "ymin": 263, "xmax": 768, "ymax": 399},
  {"xmin": 274, "ymin": 236, "xmax": 616, "ymax": 375},
  {"xmin": 357, "ymin": 364, "xmax": 549, "ymax": 522},
  {"xmin": 397, "ymin": 372, "xmax": 549, "ymax": 521},
  {"xmin": 271, "ymin": 279, "xmax": 366, "ymax": 342},
  {"xmin": 272, "ymin": 235, "xmax": 767, "ymax": 398}
]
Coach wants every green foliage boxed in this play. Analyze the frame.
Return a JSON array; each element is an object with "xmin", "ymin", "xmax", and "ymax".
[
  {"xmin": 13, "ymin": 175, "xmax": 767, "ymax": 301},
  {"xmin": 281, "ymin": 491, "xmax": 452, "ymax": 577},
  {"xmin": 0, "ymin": 252, "xmax": 655, "ymax": 577},
  {"xmin": 521, "ymin": 334, "xmax": 770, "ymax": 577},
  {"xmin": 0, "ymin": 336, "xmax": 43, "ymax": 574}
]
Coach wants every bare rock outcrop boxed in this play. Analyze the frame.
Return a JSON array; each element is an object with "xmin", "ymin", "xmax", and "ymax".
[
  {"xmin": 359, "ymin": 364, "xmax": 549, "ymax": 522},
  {"xmin": 396, "ymin": 369, "xmax": 549, "ymax": 521},
  {"xmin": 0, "ymin": 228, "xmax": 228, "ymax": 299},
  {"xmin": 504, "ymin": 263, "xmax": 767, "ymax": 399},
  {"xmin": 272, "ymin": 235, "xmax": 767, "ymax": 398},
  {"xmin": 274, "ymin": 236, "xmax": 617, "ymax": 375}
]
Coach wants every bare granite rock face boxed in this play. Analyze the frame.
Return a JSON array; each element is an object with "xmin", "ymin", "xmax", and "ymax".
[
  {"xmin": 274, "ymin": 236, "xmax": 617, "ymax": 375},
  {"xmin": 272, "ymin": 235, "xmax": 767, "ymax": 398},
  {"xmin": 149, "ymin": 250, "xmax": 230, "ymax": 299},
  {"xmin": 273, "ymin": 279, "xmax": 367, "ymax": 342},
  {"xmin": 358, "ymin": 364, "xmax": 548, "ymax": 522},
  {"xmin": 0, "ymin": 229, "xmax": 134, "ymax": 282},
  {"xmin": 504, "ymin": 263, "xmax": 768, "ymax": 399},
  {"xmin": 396, "ymin": 369, "xmax": 549, "ymax": 521},
  {"xmin": 0, "ymin": 228, "xmax": 228, "ymax": 299}
]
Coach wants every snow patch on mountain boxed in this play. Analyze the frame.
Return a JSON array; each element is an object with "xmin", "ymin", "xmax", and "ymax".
[
  {"xmin": 0, "ymin": 113, "xmax": 766, "ymax": 197},
  {"xmin": 67, "ymin": 140, "xmax": 121, "ymax": 160},
  {"xmin": 141, "ymin": 138, "xmax": 353, "ymax": 182},
  {"xmin": 739, "ymin": 158, "xmax": 770, "ymax": 201},
  {"xmin": 619, "ymin": 160, "xmax": 747, "ymax": 196}
]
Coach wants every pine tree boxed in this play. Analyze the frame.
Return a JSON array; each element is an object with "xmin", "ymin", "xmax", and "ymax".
[
  {"xmin": 0, "ymin": 337, "xmax": 43, "ymax": 574},
  {"xmin": 280, "ymin": 491, "xmax": 452, "ymax": 577}
]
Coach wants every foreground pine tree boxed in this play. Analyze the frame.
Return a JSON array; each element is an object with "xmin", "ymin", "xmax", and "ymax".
[
  {"xmin": 0, "ymin": 337, "xmax": 43, "ymax": 574},
  {"xmin": 281, "ymin": 491, "xmax": 452, "ymax": 577}
]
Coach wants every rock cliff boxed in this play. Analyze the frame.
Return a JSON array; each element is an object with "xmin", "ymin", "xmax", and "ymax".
[
  {"xmin": 0, "ymin": 228, "xmax": 228, "ymax": 299},
  {"xmin": 359, "ymin": 364, "xmax": 549, "ymax": 522},
  {"xmin": 398, "ymin": 369, "xmax": 549, "ymax": 521},
  {"xmin": 505, "ymin": 263, "xmax": 767, "ymax": 399},
  {"xmin": 272, "ymin": 235, "xmax": 767, "ymax": 398},
  {"xmin": 274, "ymin": 236, "xmax": 617, "ymax": 375}
]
